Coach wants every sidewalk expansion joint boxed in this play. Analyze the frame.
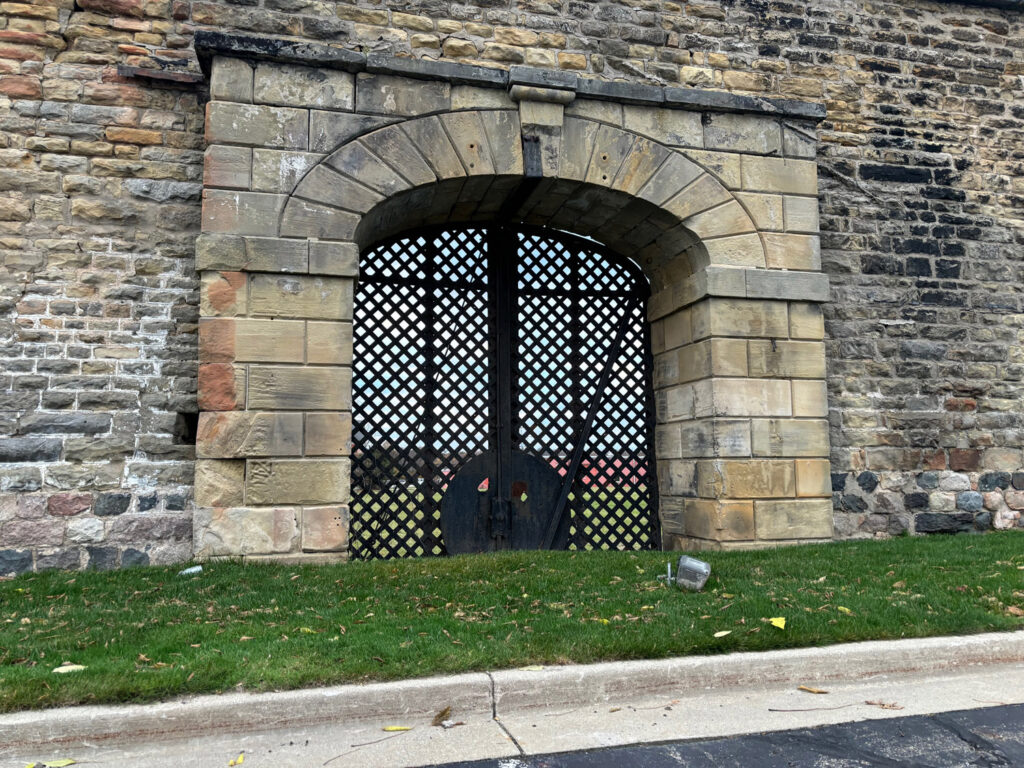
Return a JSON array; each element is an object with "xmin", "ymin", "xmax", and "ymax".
[{"xmin": 486, "ymin": 670, "xmax": 497, "ymax": 719}]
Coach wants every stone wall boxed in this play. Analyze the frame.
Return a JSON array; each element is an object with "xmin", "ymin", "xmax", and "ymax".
[{"xmin": 2, "ymin": 0, "xmax": 1023, "ymax": 573}]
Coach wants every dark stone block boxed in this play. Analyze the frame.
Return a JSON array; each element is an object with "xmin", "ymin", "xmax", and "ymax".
[
  {"xmin": 138, "ymin": 494, "xmax": 159, "ymax": 511},
  {"xmin": 859, "ymin": 164, "xmax": 932, "ymax": 184},
  {"xmin": 974, "ymin": 511, "xmax": 992, "ymax": 530},
  {"xmin": 1011, "ymin": 472, "xmax": 1024, "ymax": 491},
  {"xmin": 0, "ymin": 437, "xmax": 62, "ymax": 462},
  {"xmin": 17, "ymin": 413, "xmax": 111, "ymax": 435},
  {"xmin": 905, "ymin": 257, "xmax": 932, "ymax": 277},
  {"xmin": 0, "ymin": 549, "xmax": 33, "ymax": 576},
  {"xmin": 36, "ymin": 547, "xmax": 83, "ymax": 571},
  {"xmin": 165, "ymin": 494, "xmax": 187, "ymax": 511},
  {"xmin": 949, "ymin": 449, "xmax": 981, "ymax": 472},
  {"xmin": 978, "ymin": 472, "xmax": 1011, "ymax": 492},
  {"xmin": 95, "ymin": 493, "xmax": 131, "ymax": 516},
  {"xmin": 841, "ymin": 495, "xmax": 868, "ymax": 513},
  {"xmin": 831, "ymin": 473, "xmax": 847, "ymax": 492},
  {"xmin": 906, "ymin": 492, "xmax": 929, "ymax": 510},
  {"xmin": 856, "ymin": 471, "xmax": 879, "ymax": 493},
  {"xmin": 917, "ymin": 471, "xmax": 940, "ymax": 490},
  {"xmin": 370, "ymin": 53, "xmax": 508, "ymax": 87},
  {"xmin": 121, "ymin": 548, "xmax": 150, "ymax": 567},
  {"xmin": 86, "ymin": 546, "xmax": 119, "ymax": 571},
  {"xmin": 956, "ymin": 491, "xmax": 983, "ymax": 512},
  {"xmin": 914, "ymin": 512, "xmax": 973, "ymax": 533}
]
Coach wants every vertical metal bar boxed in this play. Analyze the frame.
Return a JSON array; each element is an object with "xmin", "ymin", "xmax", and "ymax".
[
  {"xmin": 639, "ymin": 287, "xmax": 661, "ymax": 549},
  {"xmin": 488, "ymin": 226, "xmax": 515, "ymax": 549},
  {"xmin": 419, "ymin": 236, "xmax": 439, "ymax": 553}
]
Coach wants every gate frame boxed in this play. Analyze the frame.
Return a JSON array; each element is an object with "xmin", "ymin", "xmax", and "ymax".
[{"xmin": 193, "ymin": 34, "xmax": 833, "ymax": 561}]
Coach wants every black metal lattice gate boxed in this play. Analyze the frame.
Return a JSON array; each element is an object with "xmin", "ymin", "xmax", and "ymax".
[{"xmin": 349, "ymin": 225, "xmax": 660, "ymax": 559}]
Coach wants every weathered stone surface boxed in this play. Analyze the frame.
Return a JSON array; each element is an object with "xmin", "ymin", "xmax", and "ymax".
[
  {"xmin": 203, "ymin": 145, "xmax": 251, "ymax": 190},
  {"xmin": 755, "ymin": 499, "xmax": 832, "ymax": 540},
  {"xmin": 194, "ymin": 459, "xmax": 244, "ymax": 508},
  {"xmin": 195, "ymin": 506, "xmax": 298, "ymax": 557},
  {"xmin": 94, "ymin": 493, "xmax": 131, "ymax": 516},
  {"xmin": 915, "ymin": 512, "xmax": 974, "ymax": 534},
  {"xmin": 703, "ymin": 113, "xmax": 782, "ymax": 155},
  {"xmin": 252, "ymin": 149, "xmax": 323, "ymax": 194},
  {"xmin": 355, "ymin": 73, "xmax": 450, "ymax": 116},
  {"xmin": 67, "ymin": 517, "xmax": 104, "ymax": 543},
  {"xmin": 197, "ymin": 412, "xmax": 303, "ymax": 458},
  {"xmin": 302, "ymin": 505, "xmax": 349, "ymax": 551},
  {"xmin": 248, "ymin": 366, "xmax": 352, "ymax": 411},
  {"xmin": 254, "ymin": 62, "xmax": 354, "ymax": 110},
  {"xmin": 18, "ymin": 413, "xmax": 110, "ymax": 435},
  {"xmin": 751, "ymin": 419, "xmax": 829, "ymax": 457},
  {"xmin": 246, "ymin": 458, "xmax": 350, "ymax": 505},
  {"xmin": 205, "ymin": 102, "xmax": 308, "ymax": 150},
  {"xmin": 307, "ymin": 321, "xmax": 353, "ymax": 365},
  {"xmin": 0, "ymin": 550, "xmax": 33, "ymax": 576},
  {"xmin": 210, "ymin": 56, "xmax": 253, "ymax": 102},
  {"xmin": 305, "ymin": 413, "xmax": 352, "ymax": 456},
  {"xmin": 249, "ymin": 275, "xmax": 353, "ymax": 320},
  {"xmin": 0, "ymin": 438, "xmax": 61, "ymax": 462}
]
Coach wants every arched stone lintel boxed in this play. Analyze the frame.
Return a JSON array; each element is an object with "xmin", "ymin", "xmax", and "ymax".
[{"xmin": 278, "ymin": 110, "xmax": 769, "ymax": 274}]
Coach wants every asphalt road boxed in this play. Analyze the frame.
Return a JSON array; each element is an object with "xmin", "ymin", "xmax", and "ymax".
[{"xmin": 440, "ymin": 703, "xmax": 1024, "ymax": 767}]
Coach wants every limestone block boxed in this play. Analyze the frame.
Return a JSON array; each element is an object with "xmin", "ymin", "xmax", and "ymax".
[
  {"xmin": 735, "ymin": 192, "xmax": 784, "ymax": 232},
  {"xmin": 795, "ymin": 459, "xmax": 832, "ymax": 497},
  {"xmin": 664, "ymin": 174, "xmax": 735, "ymax": 222},
  {"xmin": 204, "ymin": 145, "xmax": 251, "ymax": 190},
  {"xmin": 250, "ymin": 274, "xmax": 353, "ymax": 320},
  {"xmin": 639, "ymin": 155, "xmax": 705, "ymax": 207},
  {"xmin": 703, "ymin": 113, "xmax": 782, "ymax": 155},
  {"xmin": 279, "ymin": 198, "xmax": 360, "ymax": 240},
  {"xmin": 613, "ymin": 136, "xmax": 671, "ymax": 196},
  {"xmin": 519, "ymin": 99, "xmax": 564, "ymax": 128},
  {"xmin": 710, "ymin": 378, "xmax": 792, "ymax": 418},
  {"xmin": 783, "ymin": 195, "xmax": 819, "ymax": 233},
  {"xmin": 663, "ymin": 308, "xmax": 691, "ymax": 349},
  {"xmin": 200, "ymin": 271, "xmax": 247, "ymax": 317},
  {"xmin": 205, "ymin": 102, "xmax": 308, "ymax": 150},
  {"xmin": 305, "ymin": 412, "xmax": 352, "ymax": 456},
  {"xmin": 302, "ymin": 505, "xmax": 349, "ymax": 552},
  {"xmin": 355, "ymin": 73, "xmax": 450, "ymax": 116},
  {"xmin": 248, "ymin": 366, "xmax": 351, "ymax": 410},
  {"xmin": 745, "ymin": 270, "xmax": 829, "ymax": 302},
  {"xmin": 200, "ymin": 234, "xmax": 314, "ymax": 273},
  {"xmin": 584, "ymin": 124, "xmax": 634, "ymax": 187},
  {"xmin": 307, "ymin": 321, "xmax": 353, "ymax": 365},
  {"xmin": 783, "ymin": 125, "xmax": 817, "ymax": 159},
  {"xmin": 295, "ymin": 164, "xmax": 384, "ymax": 213},
  {"xmin": 361, "ymin": 125, "xmax": 438, "ymax": 186},
  {"xmin": 755, "ymin": 499, "xmax": 833, "ymax": 540},
  {"xmin": 751, "ymin": 419, "xmax": 829, "ymax": 457},
  {"xmin": 763, "ymin": 233, "xmax": 821, "ymax": 270},
  {"xmin": 194, "ymin": 459, "xmax": 244, "ymax": 507},
  {"xmin": 452, "ymin": 85, "xmax": 516, "ymax": 110},
  {"xmin": 748, "ymin": 340, "xmax": 826, "ymax": 379},
  {"xmin": 711, "ymin": 338, "xmax": 748, "ymax": 377},
  {"xmin": 438, "ymin": 111, "xmax": 496, "ymax": 176},
  {"xmin": 655, "ymin": 423, "xmax": 682, "ymax": 459},
  {"xmin": 684, "ymin": 499, "xmax": 754, "ymax": 541},
  {"xmin": 198, "ymin": 364, "xmax": 246, "ymax": 411},
  {"xmin": 252, "ymin": 149, "xmax": 324, "ymax": 194},
  {"xmin": 327, "ymin": 140, "xmax": 413, "ymax": 196},
  {"xmin": 310, "ymin": 112, "xmax": 397, "ymax": 153},
  {"xmin": 660, "ymin": 461, "xmax": 697, "ymax": 496},
  {"xmin": 565, "ymin": 98, "xmax": 622, "ymax": 124},
  {"xmin": 201, "ymin": 190, "xmax": 285, "ymax": 237},
  {"xmin": 479, "ymin": 110, "xmax": 524, "ymax": 176},
  {"xmin": 310, "ymin": 242, "xmax": 360, "ymax": 277},
  {"xmin": 682, "ymin": 150, "xmax": 741, "ymax": 189},
  {"xmin": 697, "ymin": 459, "xmax": 795, "ymax": 499},
  {"xmin": 789, "ymin": 303, "xmax": 825, "ymax": 340},
  {"xmin": 679, "ymin": 419, "xmax": 751, "ymax": 458},
  {"xmin": 702, "ymin": 233, "xmax": 765, "ymax": 269},
  {"xmin": 399, "ymin": 116, "xmax": 466, "ymax": 179},
  {"xmin": 194, "ymin": 506, "xmax": 299, "ymax": 557},
  {"xmin": 196, "ymin": 412, "xmax": 303, "ymax": 458},
  {"xmin": 559, "ymin": 117, "xmax": 601, "ymax": 182},
  {"xmin": 623, "ymin": 104, "xmax": 702, "ymax": 147},
  {"xmin": 254, "ymin": 62, "xmax": 354, "ymax": 110},
  {"xmin": 741, "ymin": 156, "xmax": 817, "ymax": 195},
  {"xmin": 210, "ymin": 56, "xmax": 253, "ymax": 103},
  {"xmin": 683, "ymin": 199, "xmax": 756, "ymax": 240},
  {"xmin": 246, "ymin": 458, "xmax": 350, "ymax": 505},
  {"xmin": 691, "ymin": 298, "xmax": 789, "ymax": 340},
  {"xmin": 657, "ymin": 382, "xmax": 697, "ymax": 422}
]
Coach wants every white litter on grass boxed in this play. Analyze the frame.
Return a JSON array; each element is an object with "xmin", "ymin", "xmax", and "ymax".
[{"xmin": 178, "ymin": 565, "xmax": 203, "ymax": 576}]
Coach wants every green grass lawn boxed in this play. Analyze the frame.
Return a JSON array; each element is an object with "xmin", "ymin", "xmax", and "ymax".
[{"xmin": 1, "ymin": 531, "xmax": 1023, "ymax": 713}]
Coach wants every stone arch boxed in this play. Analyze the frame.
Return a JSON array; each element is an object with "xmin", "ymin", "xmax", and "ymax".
[{"xmin": 277, "ymin": 110, "xmax": 767, "ymax": 281}]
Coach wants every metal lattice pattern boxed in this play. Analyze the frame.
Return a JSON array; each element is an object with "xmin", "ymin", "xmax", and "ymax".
[{"xmin": 350, "ymin": 226, "xmax": 659, "ymax": 559}]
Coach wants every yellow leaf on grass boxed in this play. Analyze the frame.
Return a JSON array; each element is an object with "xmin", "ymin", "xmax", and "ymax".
[
  {"xmin": 52, "ymin": 664, "xmax": 85, "ymax": 674},
  {"xmin": 383, "ymin": 726, "xmax": 412, "ymax": 732},
  {"xmin": 299, "ymin": 627, "xmax": 316, "ymax": 634},
  {"xmin": 769, "ymin": 617, "xmax": 786, "ymax": 629},
  {"xmin": 837, "ymin": 606, "xmax": 853, "ymax": 615},
  {"xmin": 713, "ymin": 630, "xmax": 732, "ymax": 638}
]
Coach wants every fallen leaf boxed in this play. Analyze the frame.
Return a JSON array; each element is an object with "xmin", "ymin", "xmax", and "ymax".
[
  {"xmin": 865, "ymin": 700, "xmax": 903, "ymax": 710},
  {"xmin": 52, "ymin": 664, "xmax": 86, "ymax": 674},
  {"xmin": 382, "ymin": 726, "xmax": 412, "ymax": 732},
  {"xmin": 609, "ymin": 707, "xmax": 621, "ymax": 713},
  {"xmin": 713, "ymin": 630, "xmax": 732, "ymax": 638},
  {"xmin": 239, "ymin": 636, "xmax": 254, "ymax": 642},
  {"xmin": 769, "ymin": 617, "xmax": 786, "ymax": 629},
  {"xmin": 892, "ymin": 581, "xmax": 906, "ymax": 589},
  {"xmin": 1007, "ymin": 606, "xmax": 1024, "ymax": 617},
  {"xmin": 837, "ymin": 606, "xmax": 853, "ymax": 615},
  {"xmin": 432, "ymin": 706, "xmax": 452, "ymax": 727},
  {"xmin": 798, "ymin": 685, "xmax": 829, "ymax": 695},
  {"xmin": 299, "ymin": 627, "xmax": 317, "ymax": 634},
  {"xmin": 228, "ymin": 754, "xmax": 244, "ymax": 766}
]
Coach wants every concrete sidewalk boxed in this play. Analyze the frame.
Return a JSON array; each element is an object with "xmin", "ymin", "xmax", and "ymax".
[{"xmin": 3, "ymin": 631, "xmax": 1024, "ymax": 767}]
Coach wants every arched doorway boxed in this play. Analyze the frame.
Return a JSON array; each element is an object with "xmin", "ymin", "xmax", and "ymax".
[{"xmin": 349, "ymin": 225, "xmax": 659, "ymax": 559}]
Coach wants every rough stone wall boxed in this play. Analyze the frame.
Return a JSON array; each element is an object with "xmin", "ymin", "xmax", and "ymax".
[{"xmin": 2, "ymin": 0, "xmax": 1024, "ymax": 573}]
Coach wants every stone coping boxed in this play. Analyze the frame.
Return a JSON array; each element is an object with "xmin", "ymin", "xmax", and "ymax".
[{"xmin": 193, "ymin": 30, "xmax": 827, "ymax": 122}]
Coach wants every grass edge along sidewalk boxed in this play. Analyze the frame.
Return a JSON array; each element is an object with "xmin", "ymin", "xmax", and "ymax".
[{"xmin": 2, "ymin": 531, "xmax": 1023, "ymax": 713}]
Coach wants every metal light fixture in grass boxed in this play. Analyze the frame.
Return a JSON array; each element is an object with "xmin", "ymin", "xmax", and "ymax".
[{"xmin": 664, "ymin": 555, "xmax": 710, "ymax": 591}]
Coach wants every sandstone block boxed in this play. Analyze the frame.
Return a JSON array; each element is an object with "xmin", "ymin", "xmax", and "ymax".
[
  {"xmin": 708, "ymin": 378, "xmax": 792, "ymax": 418},
  {"xmin": 704, "ymin": 113, "xmax": 782, "ymax": 155},
  {"xmin": 302, "ymin": 505, "xmax": 349, "ymax": 551},
  {"xmin": 362, "ymin": 122, "xmax": 440, "ymax": 185},
  {"xmin": 400, "ymin": 115, "xmax": 468, "ymax": 180},
  {"xmin": 763, "ymin": 233, "xmax": 821, "ymax": 270},
  {"xmin": 248, "ymin": 366, "xmax": 351, "ymax": 411},
  {"xmin": 702, "ymin": 233, "xmax": 766, "ymax": 269},
  {"xmin": 623, "ymin": 105, "xmax": 702, "ymax": 147},
  {"xmin": 679, "ymin": 419, "xmax": 751, "ymax": 458},
  {"xmin": 795, "ymin": 459, "xmax": 832, "ymax": 497},
  {"xmin": 691, "ymin": 298, "xmax": 789, "ymax": 340},
  {"xmin": 755, "ymin": 499, "xmax": 833, "ymax": 539},
  {"xmin": 751, "ymin": 418, "xmax": 829, "ymax": 457},
  {"xmin": 683, "ymin": 149, "xmax": 742, "ymax": 188},
  {"xmin": 254, "ymin": 62, "xmax": 354, "ymax": 110},
  {"xmin": 203, "ymin": 145, "xmax": 251, "ymax": 190},
  {"xmin": 655, "ymin": 423, "xmax": 682, "ymax": 459},
  {"xmin": 279, "ymin": 198, "xmax": 360, "ymax": 240},
  {"xmin": 355, "ymin": 73, "xmax": 450, "ymax": 116},
  {"xmin": 741, "ymin": 156, "xmax": 817, "ymax": 195},
  {"xmin": 307, "ymin": 321, "xmax": 353, "ymax": 365},
  {"xmin": 735, "ymin": 192, "xmax": 784, "ymax": 231},
  {"xmin": 309, "ymin": 112, "xmax": 396, "ymax": 153},
  {"xmin": 684, "ymin": 499, "xmax": 754, "ymax": 541},
  {"xmin": 246, "ymin": 458, "xmax": 350, "ymax": 505},
  {"xmin": 783, "ymin": 126, "xmax": 817, "ymax": 159},
  {"xmin": 452, "ymin": 85, "xmax": 516, "ymax": 110},
  {"xmin": 201, "ymin": 190, "xmax": 285, "ymax": 237},
  {"xmin": 194, "ymin": 459, "xmax": 245, "ymax": 507},
  {"xmin": 305, "ymin": 412, "xmax": 352, "ymax": 456},
  {"xmin": 194, "ymin": 506, "xmax": 299, "ymax": 557},
  {"xmin": 698, "ymin": 459, "xmax": 795, "ymax": 498},
  {"xmin": 783, "ymin": 195, "xmax": 819, "ymax": 233},
  {"xmin": 792, "ymin": 380, "xmax": 828, "ymax": 417},
  {"xmin": 748, "ymin": 340, "xmax": 826, "ymax": 379},
  {"xmin": 210, "ymin": 56, "xmax": 253, "ymax": 102},
  {"xmin": 309, "ymin": 241, "xmax": 359, "ymax": 277},
  {"xmin": 250, "ymin": 275, "xmax": 353, "ymax": 320},
  {"xmin": 711, "ymin": 338, "xmax": 748, "ymax": 377},
  {"xmin": 683, "ymin": 199, "xmax": 757, "ymax": 241},
  {"xmin": 252, "ymin": 149, "xmax": 323, "ymax": 194},
  {"xmin": 198, "ymin": 364, "xmax": 246, "ymax": 411},
  {"xmin": 746, "ymin": 270, "xmax": 829, "ymax": 302},
  {"xmin": 789, "ymin": 303, "xmax": 824, "ymax": 340},
  {"xmin": 663, "ymin": 308, "xmax": 691, "ymax": 349},
  {"xmin": 295, "ymin": 164, "xmax": 384, "ymax": 213},
  {"xmin": 197, "ymin": 412, "xmax": 303, "ymax": 458},
  {"xmin": 200, "ymin": 271, "xmax": 247, "ymax": 317},
  {"xmin": 205, "ymin": 102, "xmax": 307, "ymax": 150}
]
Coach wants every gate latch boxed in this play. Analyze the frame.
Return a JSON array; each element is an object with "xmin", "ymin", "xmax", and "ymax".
[{"xmin": 489, "ymin": 496, "xmax": 510, "ymax": 546}]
